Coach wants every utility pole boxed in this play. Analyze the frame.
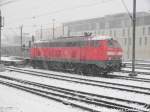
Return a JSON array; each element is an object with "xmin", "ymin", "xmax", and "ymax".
[
  {"xmin": 0, "ymin": 10, "xmax": 2, "ymax": 63},
  {"xmin": 52, "ymin": 19, "xmax": 55, "ymax": 39},
  {"xmin": 40, "ymin": 25, "xmax": 42, "ymax": 39},
  {"xmin": 129, "ymin": 0, "xmax": 137, "ymax": 76},
  {"xmin": 20, "ymin": 25, "xmax": 23, "ymax": 57},
  {"xmin": 62, "ymin": 24, "xmax": 64, "ymax": 36},
  {"xmin": 127, "ymin": 29, "xmax": 130, "ymax": 60}
]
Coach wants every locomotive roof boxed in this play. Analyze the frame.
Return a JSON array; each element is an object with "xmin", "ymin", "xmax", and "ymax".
[{"xmin": 35, "ymin": 35, "xmax": 112, "ymax": 43}]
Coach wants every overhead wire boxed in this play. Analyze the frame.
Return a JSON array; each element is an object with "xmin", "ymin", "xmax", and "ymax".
[
  {"xmin": 34, "ymin": 0, "xmax": 115, "ymax": 18},
  {"xmin": 120, "ymin": 0, "xmax": 133, "ymax": 20},
  {"xmin": 6, "ymin": 0, "xmax": 116, "ymax": 25},
  {"xmin": 0, "ymin": 0, "xmax": 19, "ymax": 6},
  {"xmin": 3, "ymin": 21, "xmax": 55, "ymax": 30},
  {"xmin": 3, "ymin": 0, "xmax": 118, "ymax": 37},
  {"xmin": 5, "ymin": 0, "xmax": 133, "ymax": 36}
]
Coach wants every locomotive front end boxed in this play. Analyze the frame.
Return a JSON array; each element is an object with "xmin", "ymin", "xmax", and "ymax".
[{"xmin": 106, "ymin": 39, "xmax": 123, "ymax": 71}]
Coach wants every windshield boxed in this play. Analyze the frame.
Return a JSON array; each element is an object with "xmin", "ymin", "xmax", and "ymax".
[{"xmin": 107, "ymin": 40, "xmax": 121, "ymax": 48}]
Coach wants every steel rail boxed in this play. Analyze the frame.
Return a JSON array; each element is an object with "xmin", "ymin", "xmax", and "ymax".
[
  {"xmin": 0, "ymin": 75, "xmax": 148, "ymax": 112},
  {"xmin": 6, "ymin": 67, "xmax": 150, "ymax": 95}
]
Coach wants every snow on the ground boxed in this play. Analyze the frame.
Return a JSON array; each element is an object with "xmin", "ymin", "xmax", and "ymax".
[
  {"xmin": 1, "ymin": 69, "xmax": 150, "ymax": 106},
  {"xmin": 121, "ymin": 68, "xmax": 150, "ymax": 78},
  {"xmin": 123, "ymin": 67, "xmax": 150, "ymax": 73},
  {"xmin": 123, "ymin": 61, "xmax": 150, "ymax": 65},
  {"xmin": 0, "ymin": 82, "xmax": 119, "ymax": 112},
  {"xmin": 1, "ymin": 56, "xmax": 22, "ymax": 62},
  {"xmin": 23, "ymin": 67, "xmax": 150, "ymax": 90},
  {"xmin": 0, "ymin": 83, "xmax": 84, "ymax": 112}
]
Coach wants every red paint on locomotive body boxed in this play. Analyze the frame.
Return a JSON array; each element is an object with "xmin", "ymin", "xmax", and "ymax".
[{"xmin": 30, "ymin": 35, "xmax": 123, "ymax": 72}]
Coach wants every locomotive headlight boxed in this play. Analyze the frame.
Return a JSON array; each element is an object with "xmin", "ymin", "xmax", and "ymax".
[
  {"xmin": 118, "ymin": 52, "xmax": 122, "ymax": 55},
  {"xmin": 107, "ymin": 51, "xmax": 115, "ymax": 55}
]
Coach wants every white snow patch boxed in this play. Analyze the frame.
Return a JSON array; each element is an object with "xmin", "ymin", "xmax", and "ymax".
[
  {"xmin": 1, "ymin": 70, "xmax": 150, "ymax": 106},
  {"xmin": 0, "ymin": 84, "xmax": 83, "ymax": 112}
]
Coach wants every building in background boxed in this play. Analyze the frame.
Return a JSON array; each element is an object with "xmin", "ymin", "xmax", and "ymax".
[{"xmin": 63, "ymin": 12, "xmax": 150, "ymax": 60}]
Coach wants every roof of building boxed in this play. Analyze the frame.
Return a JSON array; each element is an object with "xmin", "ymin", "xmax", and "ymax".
[{"xmin": 63, "ymin": 12, "xmax": 150, "ymax": 26}]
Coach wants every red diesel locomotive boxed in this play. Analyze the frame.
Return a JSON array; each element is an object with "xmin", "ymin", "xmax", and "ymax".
[{"xmin": 30, "ymin": 35, "xmax": 123, "ymax": 75}]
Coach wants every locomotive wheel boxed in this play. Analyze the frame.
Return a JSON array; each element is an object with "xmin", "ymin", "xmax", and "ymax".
[
  {"xmin": 82, "ymin": 65, "xmax": 93, "ymax": 75},
  {"xmin": 75, "ymin": 68, "xmax": 83, "ymax": 75},
  {"xmin": 74, "ymin": 65, "xmax": 84, "ymax": 75},
  {"xmin": 74, "ymin": 64, "xmax": 98, "ymax": 76},
  {"xmin": 31, "ymin": 61, "xmax": 36, "ymax": 69},
  {"xmin": 98, "ymin": 68, "xmax": 108, "ymax": 77},
  {"xmin": 33, "ymin": 64, "xmax": 36, "ymax": 69},
  {"xmin": 86, "ymin": 65, "xmax": 101, "ymax": 76}
]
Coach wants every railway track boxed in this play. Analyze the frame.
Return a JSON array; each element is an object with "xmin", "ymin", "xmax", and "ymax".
[
  {"xmin": 123, "ymin": 62, "xmax": 150, "ymax": 68},
  {"xmin": 5, "ymin": 67, "xmax": 150, "ymax": 96},
  {"xmin": 121, "ymin": 65, "xmax": 150, "ymax": 75},
  {"xmin": 121, "ymin": 62, "xmax": 150, "ymax": 76},
  {"xmin": 124, "ymin": 66, "xmax": 150, "ymax": 70},
  {"xmin": 109, "ymin": 72, "xmax": 150, "ymax": 82},
  {"xmin": 124, "ymin": 64, "xmax": 148, "ymax": 69},
  {"xmin": 121, "ymin": 69, "xmax": 150, "ymax": 76},
  {"xmin": 0, "ymin": 74, "xmax": 149, "ymax": 112}
]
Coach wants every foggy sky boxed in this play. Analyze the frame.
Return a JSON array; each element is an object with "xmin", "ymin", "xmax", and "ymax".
[{"xmin": 1, "ymin": 0, "xmax": 150, "ymax": 36}]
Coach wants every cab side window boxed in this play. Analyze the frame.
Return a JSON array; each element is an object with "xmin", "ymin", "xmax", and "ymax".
[{"xmin": 89, "ymin": 40, "xmax": 100, "ymax": 47}]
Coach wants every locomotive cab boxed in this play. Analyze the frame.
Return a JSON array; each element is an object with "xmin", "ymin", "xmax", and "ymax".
[{"xmin": 105, "ymin": 39, "xmax": 123, "ymax": 71}]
